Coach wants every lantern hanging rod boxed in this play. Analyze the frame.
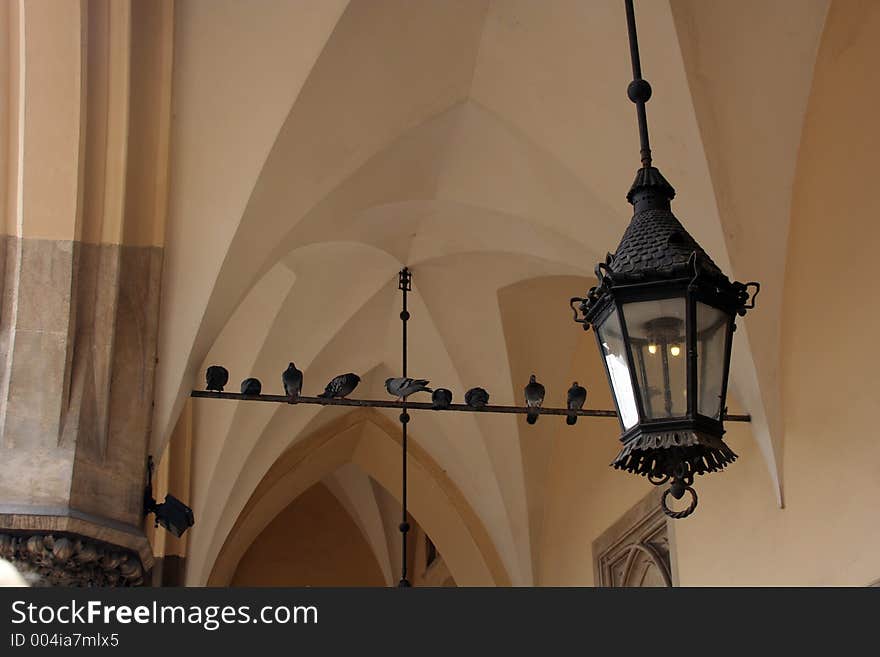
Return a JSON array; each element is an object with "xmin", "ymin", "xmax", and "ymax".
[
  {"xmin": 624, "ymin": 0, "xmax": 653, "ymax": 169},
  {"xmin": 188, "ymin": 391, "xmax": 750, "ymax": 423}
]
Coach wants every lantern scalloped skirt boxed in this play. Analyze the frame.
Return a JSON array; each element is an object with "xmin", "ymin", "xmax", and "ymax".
[{"xmin": 611, "ymin": 430, "xmax": 738, "ymax": 480}]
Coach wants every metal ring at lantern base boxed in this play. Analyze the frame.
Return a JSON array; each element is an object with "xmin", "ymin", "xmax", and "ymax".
[{"xmin": 661, "ymin": 486, "xmax": 698, "ymax": 519}]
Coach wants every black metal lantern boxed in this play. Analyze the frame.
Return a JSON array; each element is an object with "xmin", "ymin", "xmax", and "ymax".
[{"xmin": 571, "ymin": 0, "xmax": 759, "ymax": 518}]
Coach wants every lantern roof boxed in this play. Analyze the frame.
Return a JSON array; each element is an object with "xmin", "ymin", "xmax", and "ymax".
[
  {"xmin": 607, "ymin": 166, "xmax": 728, "ymax": 285},
  {"xmin": 625, "ymin": 165, "xmax": 676, "ymax": 204}
]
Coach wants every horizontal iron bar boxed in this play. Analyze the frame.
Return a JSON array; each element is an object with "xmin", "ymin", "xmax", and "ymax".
[{"xmin": 190, "ymin": 390, "xmax": 750, "ymax": 422}]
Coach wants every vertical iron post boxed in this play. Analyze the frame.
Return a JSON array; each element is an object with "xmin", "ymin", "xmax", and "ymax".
[{"xmin": 398, "ymin": 267, "xmax": 412, "ymax": 587}]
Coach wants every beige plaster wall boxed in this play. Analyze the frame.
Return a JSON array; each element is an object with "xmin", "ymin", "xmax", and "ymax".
[
  {"xmin": 16, "ymin": 0, "xmax": 83, "ymax": 242},
  {"xmin": 3, "ymin": 0, "xmax": 172, "ymax": 246},
  {"xmin": 670, "ymin": 0, "xmax": 829, "ymax": 504},
  {"xmin": 0, "ymin": 0, "xmax": 15, "ymax": 237},
  {"xmin": 539, "ymin": 0, "xmax": 880, "ymax": 587},
  {"xmin": 231, "ymin": 482, "xmax": 385, "ymax": 587}
]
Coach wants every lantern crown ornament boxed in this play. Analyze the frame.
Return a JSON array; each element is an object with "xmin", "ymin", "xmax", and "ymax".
[
  {"xmin": 571, "ymin": 0, "xmax": 759, "ymax": 519},
  {"xmin": 617, "ymin": 170, "xmax": 719, "ymax": 281}
]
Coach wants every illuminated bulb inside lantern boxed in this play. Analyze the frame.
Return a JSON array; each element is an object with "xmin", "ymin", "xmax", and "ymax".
[
  {"xmin": 670, "ymin": 345, "xmax": 681, "ymax": 357},
  {"xmin": 648, "ymin": 344, "xmax": 657, "ymax": 355}
]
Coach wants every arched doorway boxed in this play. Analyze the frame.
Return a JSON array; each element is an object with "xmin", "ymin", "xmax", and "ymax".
[{"xmin": 202, "ymin": 410, "xmax": 510, "ymax": 587}]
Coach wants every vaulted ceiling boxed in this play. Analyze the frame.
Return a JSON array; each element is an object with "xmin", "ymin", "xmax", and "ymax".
[{"xmin": 151, "ymin": 0, "xmax": 831, "ymax": 585}]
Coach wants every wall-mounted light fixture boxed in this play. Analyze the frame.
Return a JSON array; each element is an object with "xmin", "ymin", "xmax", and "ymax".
[{"xmin": 144, "ymin": 457, "xmax": 195, "ymax": 538}]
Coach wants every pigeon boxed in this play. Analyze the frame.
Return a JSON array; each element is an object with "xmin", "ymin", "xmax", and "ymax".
[
  {"xmin": 566, "ymin": 382, "xmax": 587, "ymax": 425},
  {"xmin": 385, "ymin": 377, "xmax": 432, "ymax": 400},
  {"xmin": 318, "ymin": 373, "xmax": 360, "ymax": 399},
  {"xmin": 431, "ymin": 388, "xmax": 453, "ymax": 410},
  {"xmin": 240, "ymin": 378, "xmax": 262, "ymax": 396},
  {"xmin": 524, "ymin": 374, "xmax": 545, "ymax": 425},
  {"xmin": 464, "ymin": 387, "xmax": 489, "ymax": 409},
  {"xmin": 206, "ymin": 365, "xmax": 229, "ymax": 392},
  {"xmin": 282, "ymin": 363, "xmax": 303, "ymax": 401}
]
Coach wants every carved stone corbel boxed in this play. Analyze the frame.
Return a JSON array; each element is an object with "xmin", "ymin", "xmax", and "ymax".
[{"xmin": 0, "ymin": 532, "xmax": 145, "ymax": 587}]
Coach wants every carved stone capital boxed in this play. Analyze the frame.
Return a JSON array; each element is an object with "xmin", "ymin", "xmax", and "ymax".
[{"xmin": 0, "ymin": 532, "xmax": 145, "ymax": 587}]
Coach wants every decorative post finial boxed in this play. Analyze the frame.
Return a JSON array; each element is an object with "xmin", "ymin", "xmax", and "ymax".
[{"xmin": 398, "ymin": 267, "xmax": 412, "ymax": 292}]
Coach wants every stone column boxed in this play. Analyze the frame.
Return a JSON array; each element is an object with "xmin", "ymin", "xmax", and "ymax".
[{"xmin": 0, "ymin": 0, "xmax": 173, "ymax": 586}]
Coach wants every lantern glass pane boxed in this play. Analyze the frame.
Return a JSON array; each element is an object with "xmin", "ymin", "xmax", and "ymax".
[
  {"xmin": 596, "ymin": 307, "xmax": 639, "ymax": 429},
  {"xmin": 697, "ymin": 302, "xmax": 730, "ymax": 419},
  {"xmin": 623, "ymin": 298, "xmax": 687, "ymax": 419}
]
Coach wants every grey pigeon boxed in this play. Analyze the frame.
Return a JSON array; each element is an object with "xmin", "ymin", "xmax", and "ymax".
[
  {"xmin": 385, "ymin": 377, "xmax": 432, "ymax": 400},
  {"xmin": 282, "ymin": 362, "xmax": 303, "ymax": 401},
  {"xmin": 524, "ymin": 374, "xmax": 545, "ymax": 425},
  {"xmin": 318, "ymin": 373, "xmax": 360, "ymax": 399},
  {"xmin": 431, "ymin": 388, "xmax": 453, "ymax": 410},
  {"xmin": 241, "ymin": 378, "xmax": 262, "ymax": 396},
  {"xmin": 464, "ymin": 387, "xmax": 489, "ymax": 409},
  {"xmin": 206, "ymin": 365, "xmax": 229, "ymax": 392},
  {"xmin": 566, "ymin": 382, "xmax": 587, "ymax": 425}
]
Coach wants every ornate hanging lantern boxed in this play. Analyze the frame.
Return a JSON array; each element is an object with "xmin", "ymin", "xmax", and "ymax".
[{"xmin": 571, "ymin": 0, "xmax": 759, "ymax": 518}]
